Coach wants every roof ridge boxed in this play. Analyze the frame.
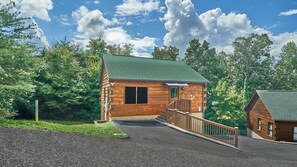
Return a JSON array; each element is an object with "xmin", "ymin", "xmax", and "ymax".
[{"xmin": 103, "ymin": 54, "xmax": 183, "ymax": 63}]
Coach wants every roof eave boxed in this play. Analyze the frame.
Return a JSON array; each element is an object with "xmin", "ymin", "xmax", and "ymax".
[
  {"xmin": 244, "ymin": 91, "xmax": 259, "ymax": 112},
  {"xmin": 109, "ymin": 78, "xmax": 208, "ymax": 84}
]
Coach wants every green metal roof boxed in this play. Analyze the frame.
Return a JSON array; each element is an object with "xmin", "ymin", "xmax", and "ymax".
[
  {"xmin": 256, "ymin": 90, "xmax": 297, "ymax": 121},
  {"xmin": 103, "ymin": 54, "xmax": 208, "ymax": 83}
]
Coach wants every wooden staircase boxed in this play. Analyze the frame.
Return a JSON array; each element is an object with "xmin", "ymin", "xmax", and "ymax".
[
  {"xmin": 156, "ymin": 111, "xmax": 167, "ymax": 122},
  {"xmin": 156, "ymin": 99, "xmax": 191, "ymax": 122}
]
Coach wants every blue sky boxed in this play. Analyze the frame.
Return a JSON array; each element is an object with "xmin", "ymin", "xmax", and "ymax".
[{"xmin": 3, "ymin": 0, "xmax": 297, "ymax": 57}]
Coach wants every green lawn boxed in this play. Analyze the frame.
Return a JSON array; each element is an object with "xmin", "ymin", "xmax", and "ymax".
[{"xmin": 0, "ymin": 118, "xmax": 128, "ymax": 139}]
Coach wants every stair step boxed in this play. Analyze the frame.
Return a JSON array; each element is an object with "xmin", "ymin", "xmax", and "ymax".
[{"xmin": 156, "ymin": 117, "xmax": 165, "ymax": 122}]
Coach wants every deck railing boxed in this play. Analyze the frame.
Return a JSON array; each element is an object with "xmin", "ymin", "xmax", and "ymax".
[
  {"xmin": 164, "ymin": 108, "xmax": 238, "ymax": 147},
  {"xmin": 167, "ymin": 99, "xmax": 191, "ymax": 113}
]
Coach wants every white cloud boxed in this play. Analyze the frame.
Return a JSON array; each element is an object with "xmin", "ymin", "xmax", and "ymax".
[
  {"xmin": 32, "ymin": 19, "xmax": 49, "ymax": 48},
  {"xmin": 56, "ymin": 14, "xmax": 74, "ymax": 26},
  {"xmin": 130, "ymin": 36, "xmax": 156, "ymax": 56},
  {"xmin": 126, "ymin": 21, "xmax": 133, "ymax": 26},
  {"xmin": 279, "ymin": 9, "xmax": 297, "ymax": 16},
  {"xmin": 72, "ymin": 6, "xmax": 110, "ymax": 38},
  {"xmin": 115, "ymin": 0, "xmax": 163, "ymax": 16},
  {"xmin": 94, "ymin": 0, "xmax": 100, "ymax": 4},
  {"xmin": 72, "ymin": 6, "xmax": 157, "ymax": 57},
  {"xmin": 18, "ymin": 0, "xmax": 53, "ymax": 22},
  {"xmin": 103, "ymin": 27, "xmax": 131, "ymax": 45},
  {"xmin": 163, "ymin": 0, "xmax": 297, "ymax": 57},
  {"xmin": 0, "ymin": 0, "xmax": 53, "ymax": 22},
  {"xmin": 270, "ymin": 32, "xmax": 297, "ymax": 56}
]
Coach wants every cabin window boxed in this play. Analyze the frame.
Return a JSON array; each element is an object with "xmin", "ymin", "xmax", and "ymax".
[
  {"xmin": 170, "ymin": 88, "xmax": 178, "ymax": 98},
  {"xmin": 137, "ymin": 87, "xmax": 148, "ymax": 104},
  {"xmin": 294, "ymin": 127, "xmax": 297, "ymax": 141},
  {"xmin": 268, "ymin": 123, "xmax": 273, "ymax": 136},
  {"xmin": 125, "ymin": 87, "xmax": 147, "ymax": 104},
  {"xmin": 257, "ymin": 118, "xmax": 262, "ymax": 131}
]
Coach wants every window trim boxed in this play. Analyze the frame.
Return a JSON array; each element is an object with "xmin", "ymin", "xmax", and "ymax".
[
  {"xmin": 124, "ymin": 86, "xmax": 148, "ymax": 105},
  {"xmin": 257, "ymin": 118, "xmax": 262, "ymax": 131},
  {"xmin": 268, "ymin": 122, "xmax": 273, "ymax": 137}
]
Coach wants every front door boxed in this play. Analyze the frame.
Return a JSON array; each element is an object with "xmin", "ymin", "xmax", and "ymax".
[
  {"xmin": 169, "ymin": 87, "xmax": 179, "ymax": 102},
  {"xmin": 294, "ymin": 126, "xmax": 297, "ymax": 141}
]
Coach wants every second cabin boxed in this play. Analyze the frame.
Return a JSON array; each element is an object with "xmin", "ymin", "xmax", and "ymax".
[
  {"xmin": 100, "ymin": 54, "xmax": 208, "ymax": 121},
  {"xmin": 246, "ymin": 90, "xmax": 297, "ymax": 142}
]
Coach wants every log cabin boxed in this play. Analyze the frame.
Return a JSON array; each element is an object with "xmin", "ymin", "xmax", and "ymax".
[
  {"xmin": 100, "ymin": 54, "xmax": 208, "ymax": 121},
  {"xmin": 246, "ymin": 90, "xmax": 297, "ymax": 142}
]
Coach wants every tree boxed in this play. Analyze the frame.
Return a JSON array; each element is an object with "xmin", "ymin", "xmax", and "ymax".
[
  {"xmin": 230, "ymin": 33, "xmax": 274, "ymax": 99},
  {"xmin": 83, "ymin": 38, "xmax": 108, "ymax": 119},
  {"xmin": 35, "ymin": 41, "xmax": 87, "ymax": 119},
  {"xmin": 0, "ymin": 2, "xmax": 37, "ymax": 117},
  {"xmin": 152, "ymin": 45, "xmax": 179, "ymax": 60},
  {"xmin": 274, "ymin": 42, "xmax": 297, "ymax": 89},
  {"xmin": 204, "ymin": 81, "xmax": 246, "ymax": 133},
  {"xmin": 183, "ymin": 39, "xmax": 225, "ymax": 85},
  {"xmin": 86, "ymin": 38, "xmax": 107, "ymax": 57},
  {"xmin": 106, "ymin": 43, "xmax": 133, "ymax": 56}
]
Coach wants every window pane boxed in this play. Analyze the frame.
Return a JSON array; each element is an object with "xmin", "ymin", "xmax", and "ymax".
[
  {"xmin": 137, "ymin": 87, "xmax": 148, "ymax": 104},
  {"xmin": 170, "ymin": 88, "xmax": 178, "ymax": 98},
  {"xmin": 258, "ymin": 118, "xmax": 262, "ymax": 130},
  {"xmin": 268, "ymin": 123, "xmax": 273, "ymax": 136},
  {"xmin": 125, "ymin": 87, "xmax": 136, "ymax": 104},
  {"xmin": 293, "ymin": 126, "xmax": 297, "ymax": 141}
]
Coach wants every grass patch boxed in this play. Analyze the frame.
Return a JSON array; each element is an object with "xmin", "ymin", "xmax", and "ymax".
[{"xmin": 0, "ymin": 118, "xmax": 128, "ymax": 139}]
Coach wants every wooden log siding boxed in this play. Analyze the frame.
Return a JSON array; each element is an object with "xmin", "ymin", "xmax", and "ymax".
[
  {"xmin": 100, "ymin": 64, "xmax": 111, "ymax": 120},
  {"xmin": 107, "ymin": 80, "xmax": 204, "ymax": 117},
  {"xmin": 275, "ymin": 121, "xmax": 297, "ymax": 141},
  {"xmin": 247, "ymin": 98, "xmax": 276, "ymax": 140}
]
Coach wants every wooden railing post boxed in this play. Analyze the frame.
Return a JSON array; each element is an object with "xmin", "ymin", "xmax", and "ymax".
[
  {"xmin": 234, "ymin": 127, "xmax": 239, "ymax": 148},
  {"xmin": 188, "ymin": 100, "xmax": 191, "ymax": 113},
  {"xmin": 164, "ymin": 104, "xmax": 167, "ymax": 122},
  {"xmin": 174, "ymin": 109, "xmax": 177, "ymax": 125},
  {"xmin": 185, "ymin": 112, "xmax": 190, "ymax": 130}
]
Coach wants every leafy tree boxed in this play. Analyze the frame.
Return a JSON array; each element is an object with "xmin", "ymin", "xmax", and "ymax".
[
  {"xmin": 35, "ymin": 41, "xmax": 87, "ymax": 119},
  {"xmin": 230, "ymin": 33, "xmax": 274, "ymax": 99},
  {"xmin": 106, "ymin": 43, "xmax": 133, "ymax": 56},
  {"xmin": 205, "ymin": 81, "xmax": 246, "ymax": 133},
  {"xmin": 152, "ymin": 45, "xmax": 179, "ymax": 60},
  {"xmin": 86, "ymin": 38, "xmax": 107, "ymax": 57},
  {"xmin": 83, "ymin": 38, "xmax": 108, "ymax": 119},
  {"xmin": 183, "ymin": 39, "xmax": 226, "ymax": 85},
  {"xmin": 274, "ymin": 41, "xmax": 297, "ymax": 89},
  {"xmin": 0, "ymin": 2, "xmax": 37, "ymax": 117}
]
